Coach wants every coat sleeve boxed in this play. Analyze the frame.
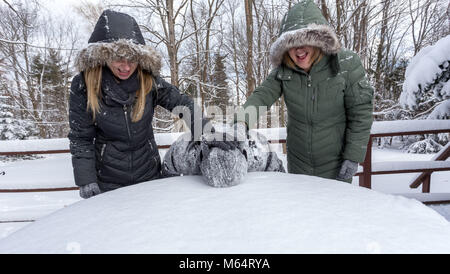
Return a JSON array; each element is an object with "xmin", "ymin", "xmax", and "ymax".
[
  {"xmin": 236, "ymin": 68, "xmax": 283, "ymax": 127},
  {"xmin": 153, "ymin": 77, "xmax": 206, "ymax": 139},
  {"xmin": 68, "ymin": 74, "xmax": 97, "ymax": 187},
  {"xmin": 342, "ymin": 53, "xmax": 374, "ymax": 163}
]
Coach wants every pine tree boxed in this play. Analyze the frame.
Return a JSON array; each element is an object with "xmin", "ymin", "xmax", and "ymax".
[
  {"xmin": 30, "ymin": 49, "xmax": 70, "ymax": 138},
  {"xmin": 399, "ymin": 36, "xmax": 450, "ymax": 153},
  {"xmin": 209, "ymin": 52, "xmax": 230, "ymax": 114},
  {"xmin": 0, "ymin": 97, "xmax": 38, "ymax": 140}
]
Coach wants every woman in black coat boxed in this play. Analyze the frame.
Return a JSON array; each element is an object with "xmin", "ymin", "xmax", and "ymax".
[{"xmin": 69, "ymin": 10, "xmax": 227, "ymax": 198}]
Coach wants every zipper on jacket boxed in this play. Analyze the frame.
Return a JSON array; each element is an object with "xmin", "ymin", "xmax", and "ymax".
[
  {"xmin": 100, "ymin": 143, "xmax": 107, "ymax": 162},
  {"xmin": 123, "ymin": 105, "xmax": 134, "ymax": 184},
  {"xmin": 306, "ymin": 74, "xmax": 315, "ymax": 173},
  {"xmin": 123, "ymin": 105, "xmax": 132, "ymax": 140}
]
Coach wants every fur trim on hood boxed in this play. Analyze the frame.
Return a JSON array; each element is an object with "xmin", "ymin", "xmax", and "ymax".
[
  {"xmin": 269, "ymin": 23, "xmax": 341, "ymax": 67},
  {"xmin": 75, "ymin": 39, "xmax": 162, "ymax": 76}
]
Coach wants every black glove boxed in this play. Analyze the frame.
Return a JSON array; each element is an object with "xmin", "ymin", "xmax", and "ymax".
[
  {"xmin": 79, "ymin": 182, "xmax": 102, "ymax": 199},
  {"xmin": 201, "ymin": 122, "xmax": 248, "ymax": 152},
  {"xmin": 202, "ymin": 132, "xmax": 241, "ymax": 151},
  {"xmin": 336, "ymin": 160, "xmax": 359, "ymax": 181}
]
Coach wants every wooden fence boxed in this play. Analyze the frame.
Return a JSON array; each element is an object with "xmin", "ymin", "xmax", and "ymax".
[
  {"xmin": 1, "ymin": 121, "xmax": 450, "ymax": 198},
  {"xmin": 355, "ymin": 120, "xmax": 450, "ymax": 199}
]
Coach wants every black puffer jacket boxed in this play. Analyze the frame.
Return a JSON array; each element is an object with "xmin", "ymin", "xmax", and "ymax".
[
  {"xmin": 69, "ymin": 9, "xmax": 198, "ymax": 192},
  {"xmin": 69, "ymin": 72, "xmax": 196, "ymax": 192}
]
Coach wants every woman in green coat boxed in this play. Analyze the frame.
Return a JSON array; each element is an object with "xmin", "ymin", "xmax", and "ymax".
[{"xmin": 235, "ymin": 0, "xmax": 373, "ymax": 182}]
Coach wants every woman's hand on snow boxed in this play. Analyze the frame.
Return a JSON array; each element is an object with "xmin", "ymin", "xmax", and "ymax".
[
  {"xmin": 79, "ymin": 182, "xmax": 102, "ymax": 199},
  {"xmin": 336, "ymin": 160, "xmax": 359, "ymax": 181}
]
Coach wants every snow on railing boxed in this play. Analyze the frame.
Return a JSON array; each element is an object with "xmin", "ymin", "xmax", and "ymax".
[
  {"xmin": 370, "ymin": 120, "xmax": 450, "ymax": 136},
  {"xmin": 1, "ymin": 120, "xmax": 449, "ymax": 198},
  {"xmin": 357, "ymin": 120, "xmax": 450, "ymax": 195},
  {"xmin": 0, "ymin": 129, "xmax": 287, "ymax": 155}
]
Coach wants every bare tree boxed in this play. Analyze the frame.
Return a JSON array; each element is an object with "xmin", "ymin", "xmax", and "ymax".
[
  {"xmin": 186, "ymin": 0, "xmax": 225, "ymax": 111},
  {"xmin": 73, "ymin": 0, "xmax": 105, "ymax": 33},
  {"xmin": 244, "ymin": 0, "xmax": 256, "ymax": 97},
  {"xmin": 408, "ymin": 0, "xmax": 449, "ymax": 54},
  {"xmin": 0, "ymin": 0, "xmax": 80, "ymax": 138}
]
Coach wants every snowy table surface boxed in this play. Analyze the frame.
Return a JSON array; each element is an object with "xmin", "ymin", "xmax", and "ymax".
[{"xmin": 1, "ymin": 172, "xmax": 450, "ymax": 254}]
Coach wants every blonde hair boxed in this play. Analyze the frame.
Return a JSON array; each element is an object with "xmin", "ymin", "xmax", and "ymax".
[
  {"xmin": 283, "ymin": 47, "xmax": 323, "ymax": 71},
  {"xmin": 84, "ymin": 66, "xmax": 153, "ymax": 122}
]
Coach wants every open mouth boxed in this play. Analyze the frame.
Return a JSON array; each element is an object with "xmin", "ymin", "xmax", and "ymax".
[
  {"xmin": 117, "ymin": 68, "xmax": 130, "ymax": 77},
  {"xmin": 296, "ymin": 52, "xmax": 308, "ymax": 62}
]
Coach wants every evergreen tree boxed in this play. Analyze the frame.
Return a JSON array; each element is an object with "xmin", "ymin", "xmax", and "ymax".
[
  {"xmin": 0, "ymin": 96, "xmax": 38, "ymax": 140},
  {"xmin": 30, "ymin": 49, "xmax": 70, "ymax": 138},
  {"xmin": 399, "ymin": 36, "xmax": 450, "ymax": 153},
  {"xmin": 209, "ymin": 52, "xmax": 230, "ymax": 114}
]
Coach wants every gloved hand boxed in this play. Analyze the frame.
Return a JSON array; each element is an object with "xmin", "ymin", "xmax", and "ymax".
[
  {"xmin": 336, "ymin": 160, "xmax": 359, "ymax": 181},
  {"xmin": 79, "ymin": 182, "xmax": 102, "ymax": 199},
  {"xmin": 201, "ymin": 122, "xmax": 248, "ymax": 153}
]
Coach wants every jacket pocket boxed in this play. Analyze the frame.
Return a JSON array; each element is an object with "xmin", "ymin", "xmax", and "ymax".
[
  {"xmin": 356, "ymin": 79, "xmax": 373, "ymax": 104},
  {"xmin": 317, "ymin": 78, "xmax": 345, "ymax": 114}
]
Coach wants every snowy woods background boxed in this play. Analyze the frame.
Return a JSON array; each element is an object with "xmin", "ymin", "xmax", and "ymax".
[{"xmin": 0, "ymin": 0, "xmax": 449, "ymax": 152}]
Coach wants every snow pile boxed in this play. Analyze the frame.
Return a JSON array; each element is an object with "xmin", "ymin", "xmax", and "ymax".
[{"xmin": 1, "ymin": 173, "xmax": 450, "ymax": 254}]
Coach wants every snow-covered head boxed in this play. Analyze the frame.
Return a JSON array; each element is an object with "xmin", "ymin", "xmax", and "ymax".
[
  {"xmin": 163, "ymin": 131, "xmax": 285, "ymax": 188},
  {"xmin": 200, "ymin": 147, "xmax": 248, "ymax": 188},
  {"xmin": 75, "ymin": 10, "xmax": 162, "ymax": 76}
]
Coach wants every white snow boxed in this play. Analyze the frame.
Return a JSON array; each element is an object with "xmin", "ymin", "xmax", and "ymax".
[
  {"xmin": 1, "ymin": 120, "xmax": 447, "ymax": 153},
  {"xmin": 372, "ymin": 160, "xmax": 450, "ymax": 173},
  {"xmin": 0, "ymin": 154, "xmax": 75, "ymax": 189},
  {"xmin": 1, "ymin": 172, "xmax": 450, "ymax": 254},
  {"xmin": 0, "ymin": 138, "xmax": 69, "ymax": 153},
  {"xmin": 0, "ymin": 133, "xmax": 184, "ymax": 153},
  {"xmin": 1, "ymin": 129, "xmax": 450, "ymax": 253},
  {"xmin": 400, "ymin": 35, "xmax": 450, "ymax": 108},
  {"xmin": 370, "ymin": 120, "xmax": 450, "ymax": 135},
  {"xmin": 429, "ymin": 100, "xmax": 450, "ymax": 119}
]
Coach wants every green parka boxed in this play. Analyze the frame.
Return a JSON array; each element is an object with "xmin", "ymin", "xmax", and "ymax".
[{"xmin": 237, "ymin": 0, "xmax": 374, "ymax": 181}]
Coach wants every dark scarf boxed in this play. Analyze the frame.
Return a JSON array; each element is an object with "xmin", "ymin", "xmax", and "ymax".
[{"xmin": 101, "ymin": 66, "xmax": 139, "ymax": 106}]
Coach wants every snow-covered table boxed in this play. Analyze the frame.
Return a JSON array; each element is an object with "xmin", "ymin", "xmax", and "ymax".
[{"xmin": 1, "ymin": 173, "xmax": 450, "ymax": 254}]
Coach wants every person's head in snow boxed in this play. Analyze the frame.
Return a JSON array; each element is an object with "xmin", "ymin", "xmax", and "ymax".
[
  {"xmin": 163, "ymin": 131, "xmax": 285, "ymax": 187},
  {"xmin": 234, "ymin": 0, "xmax": 373, "ymax": 183},
  {"xmin": 69, "ymin": 10, "xmax": 237, "ymax": 199}
]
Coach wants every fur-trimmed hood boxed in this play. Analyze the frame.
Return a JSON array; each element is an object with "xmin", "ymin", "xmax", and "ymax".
[
  {"xmin": 269, "ymin": 0, "xmax": 341, "ymax": 67},
  {"xmin": 75, "ymin": 10, "xmax": 162, "ymax": 76}
]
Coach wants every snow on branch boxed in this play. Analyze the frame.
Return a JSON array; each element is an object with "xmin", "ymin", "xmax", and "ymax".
[
  {"xmin": 400, "ymin": 35, "xmax": 450, "ymax": 109},
  {"xmin": 0, "ymin": 38, "xmax": 78, "ymax": 51}
]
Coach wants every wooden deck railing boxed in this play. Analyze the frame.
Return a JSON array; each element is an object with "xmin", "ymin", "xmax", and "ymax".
[
  {"xmin": 355, "ymin": 120, "xmax": 450, "ymax": 195},
  {"xmin": 1, "ymin": 121, "xmax": 449, "ymax": 196}
]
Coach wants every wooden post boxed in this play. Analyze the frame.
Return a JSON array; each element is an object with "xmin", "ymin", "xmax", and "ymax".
[
  {"xmin": 360, "ymin": 137, "xmax": 372, "ymax": 189},
  {"xmin": 422, "ymin": 174, "xmax": 431, "ymax": 193}
]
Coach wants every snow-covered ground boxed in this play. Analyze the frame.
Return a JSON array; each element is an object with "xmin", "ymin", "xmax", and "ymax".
[{"xmin": 1, "ymin": 141, "xmax": 450, "ymax": 253}]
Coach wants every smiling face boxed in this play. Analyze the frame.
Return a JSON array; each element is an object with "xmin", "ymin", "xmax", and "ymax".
[
  {"xmin": 288, "ymin": 46, "xmax": 317, "ymax": 72},
  {"xmin": 107, "ymin": 59, "xmax": 138, "ymax": 80}
]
